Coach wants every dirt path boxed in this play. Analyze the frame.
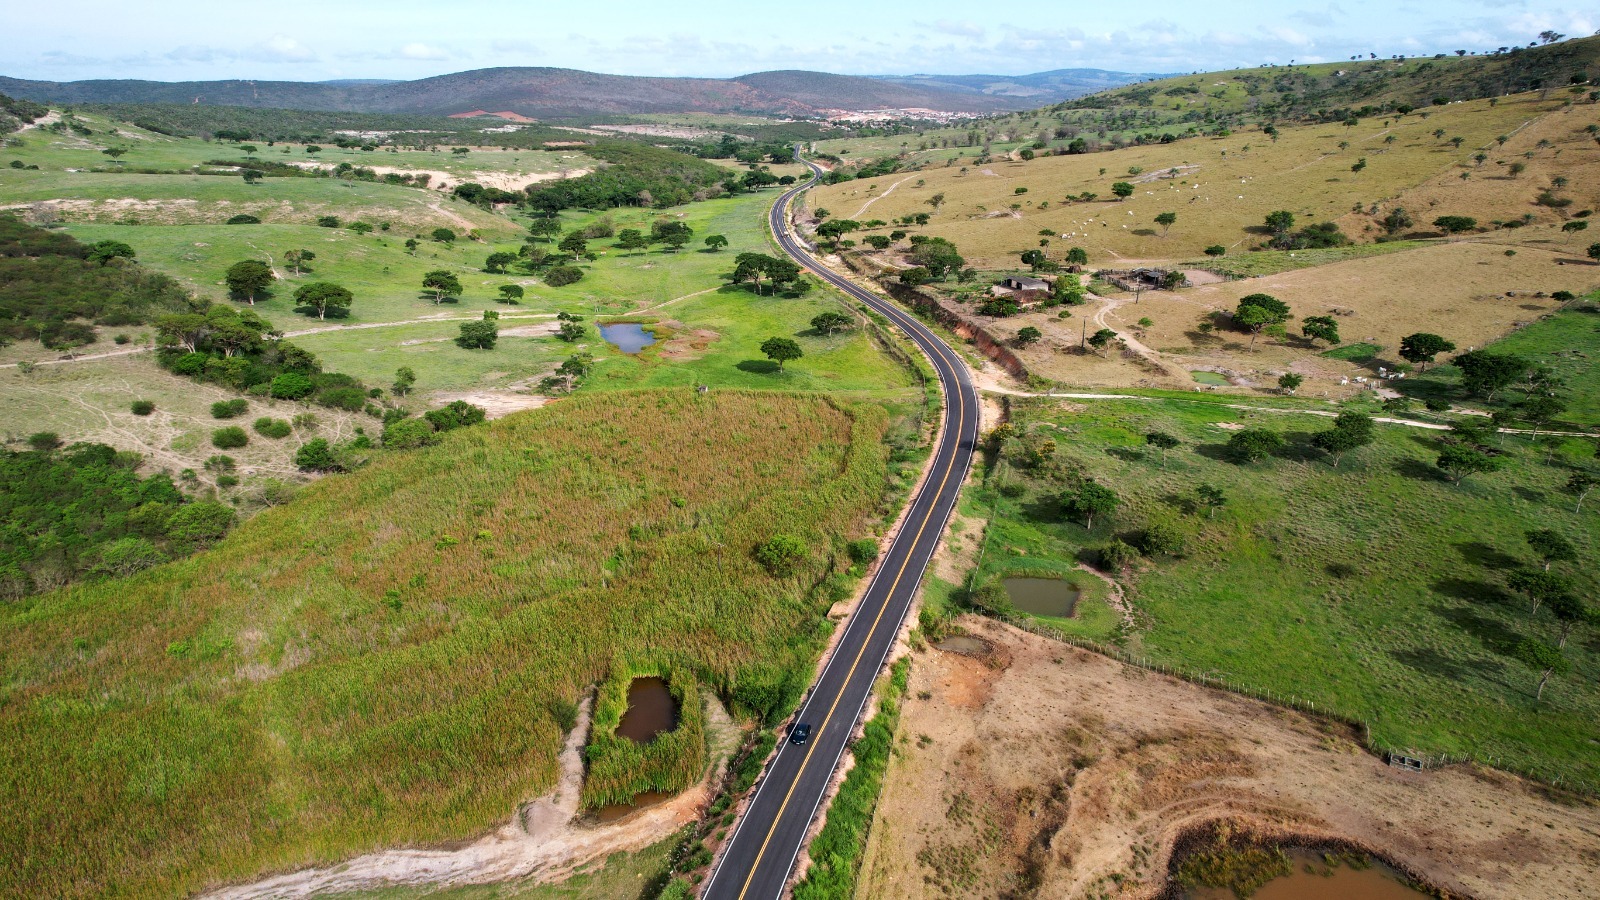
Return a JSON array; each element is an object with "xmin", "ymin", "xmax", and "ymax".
[
  {"xmin": 0, "ymin": 346, "xmax": 149, "ymax": 369},
  {"xmin": 852, "ymin": 174, "xmax": 920, "ymax": 219},
  {"xmin": 858, "ymin": 617, "xmax": 1600, "ymax": 900},
  {"xmin": 206, "ymin": 695, "xmax": 740, "ymax": 899}
]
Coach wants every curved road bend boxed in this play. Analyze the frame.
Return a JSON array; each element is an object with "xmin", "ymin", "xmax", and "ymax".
[{"xmin": 701, "ymin": 162, "xmax": 981, "ymax": 898}]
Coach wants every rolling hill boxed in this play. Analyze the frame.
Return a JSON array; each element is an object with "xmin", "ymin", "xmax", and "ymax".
[
  {"xmin": 873, "ymin": 67, "xmax": 1167, "ymax": 103},
  {"xmin": 0, "ymin": 66, "xmax": 1127, "ymax": 119}
]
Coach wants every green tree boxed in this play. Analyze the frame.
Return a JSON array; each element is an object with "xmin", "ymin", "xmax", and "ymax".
[
  {"xmin": 1154, "ymin": 211, "xmax": 1177, "ymax": 235},
  {"xmin": 484, "ymin": 251, "xmax": 517, "ymax": 273},
  {"xmin": 1015, "ymin": 325, "xmax": 1042, "ymax": 347},
  {"xmin": 382, "ymin": 417, "xmax": 437, "ymax": 450},
  {"xmin": 1234, "ymin": 293, "xmax": 1291, "ymax": 349},
  {"xmin": 1264, "ymin": 210, "xmax": 1295, "ymax": 235},
  {"xmin": 1144, "ymin": 431, "xmax": 1179, "ymax": 465},
  {"xmin": 1065, "ymin": 481, "xmax": 1119, "ymax": 530},
  {"xmin": 811, "ymin": 312, "xmax": 853, "ymax": 335},
  {"xmin": 283, "ymin": 248, "xmax": 316, "ymax": 276},
  {"xmin": 650, "ymin": 219, "xmax": 694, "ymax": 250},
  {"xmin": 1311, "ymin": 413, "xmax": 1374, "ymax": 468},
  {"xmin": 431, "ymin": 227, "xmax": 457, "ymax": 243},
  {"xmin": 456, "ymin": 320, "xmax": 498, "ymax": 349},
  {"xmin": 760, "ymin": 336, "xmax": 802, "ymax": 371},
  {"xmin": 755, "ymin": 534, "xmax": 808, "ymax": 576},
  {"xmin": 703, "ymin": 234, "xmax": 729, "ymax": 251},
  {"xmin": 908, "ymin": 237, "xmax": 965, "ymax": 279},
  {"xmin": 1195, "ymin": 483, "xmax": 1227, "ymax": 518},
  {"xmin": 1227, "ymin": 428, "xmax": 1283, "ymax": 463},
  {"xmin": 1565, "ymin": 470, "xmax": 1599, "ymax": 511},
  {"xmin": 1526, "ymin": 529, "xmax": 1577, "ymax": 571},
  {"xmin": 527, "ymin": 218, "xmax": 562, "ymax": 242},
  {"xmin": 291, "ymin": 282, "xmax": 352, "ymax": 320},
  {"xmin": 1301, "ymin": 315, "xmax": 1340, "ymax": 346},
  {"xmin": 498, "ymin": 285, "xmax": 524, "ymax": 304},
  {"xmin": 1512, "ymin": 637, "xmax": 1568, "ymax": 700},
  {"xmin": 1520, "ymin": 394, "xmax": 1567, "ymax": 437},
  {"xmin": 1549, "ymin": 594, "xmax": 1596, "ymax": 648},
  {"xmin": 1203, "ymin": 244, "xmax": 1227, "ymax": 257},
  {"xmin": 558, "ymin": 231, "xmax": 588, "ymax": 255},
  {"xmin": 612, "ymin": 229, "xmax": 647, "ymax": 251},
  {"xmin": 1561, "ymin": 220, "xmax": 1588, "ymax": 241},
  {"xmin": 295, "ymin": 438, "xmax": 342, "ymax": 472},
  {"xmin": 1278, "ymin": 373, "xmax": 1304, "ymax": 395},
  {"xmin": 1589, "ymin": 242, "xmax": 1600, "ymax": 262},
  {"xmin": 1380, "ymin": 207, "xmax": 1414, "ymax": 236},
  {"xmin": 1452, "ymin": 350, "xmax": 1528, "ymax": 401},
  {"xmin": 556, "ymin": 320, "xmax": 586, "ymax": 342},
  {"xmin": 1087, "ymin": 327, "xmax": 1117, "ymax": 354},
  {"xmin": 1065, "ymin": 246, "xmax": 1089, "ymax": 265},
  {"xmin": 1398, "ymin": 333, "xmax": 1455, "ymax": 371},
  {"xmin": 1436, "ymin": 443, "xmax": 1500, "ymax": 483},
  {"xmin": 1432, "ymin": 215, "xmax": 1477, "ymax": 234},
  {"xmin": 1110, "ymin": 181, "xmax": 1135, "ymax": 200},
  {"xmin": 224, "ymin": 260, "xmax": 274, "ymax": 305},
  {"xmin": 421, "ymin": 270, "xmax": 463, "ymax": 304},
  {"xmin": 392, "ymin": 366, "xmax": 416, "ymax": 397}
]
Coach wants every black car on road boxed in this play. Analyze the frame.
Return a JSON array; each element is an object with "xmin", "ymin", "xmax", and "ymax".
[{"xmin": 789, "ymin": 723, "xmax": 811, "ymax": 746}]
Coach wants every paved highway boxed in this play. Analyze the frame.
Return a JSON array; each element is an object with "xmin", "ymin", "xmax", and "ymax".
[{"xmin": 701, "ymin": 160, "xmax": 981, "ymax": 898}]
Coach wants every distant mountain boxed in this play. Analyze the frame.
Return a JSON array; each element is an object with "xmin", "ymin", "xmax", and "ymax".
[
  {"xmin": 0, "ymin": 67, "xmax": 1049, "ymax": 119},
  {"xmin": 874, "ymin": 68, "xmax": 1166, "ymax": 103}
]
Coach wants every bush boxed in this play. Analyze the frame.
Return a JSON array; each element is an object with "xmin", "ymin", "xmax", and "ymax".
[
  {"xmin": 431, "ymin": 227, "xmax": 456, "ymax": 243},
  {"xmin": 269, "ymin": 372, "xmax": 315, "ymax": 400},
  {"xmin": 755, "ymin": 534, "xmax": 808, "ymax": 577},
  {"xmin": 253, "ymin": 417, "xmax": 292, "ymax": 438},
  {"xmin": 130, "ymin": 400, "xmax": 155, "ymax": 416},
  {"xmin": 294, "ymin": 438, "xmax": 341, "ymax": 472},
  {"xmin": 225, "ymin": 214, "xmax": 261, "ymax": 225},
  {"xmin": 846, "ymin": 537, "xmax": 879, "ymax": 564},
  {"xmin": 1135, "ymin": 521, "xmax": 1186, "ymax": 557},
  {"xmin": 211, "ymin": 426, "xmax": 248, "ymax": 449},
  {"xmin": 382, "ymin": 417, "xmax": 437, "ymax": 449},
  {"xmin": 27, "ymin": 432, "xmax": 62, "ymax": 452},
  {"xmin": 1097, "ymin": 539, "xmax": 1138, "ymax": 571},
  {"xmin": 210, "ymin": 398, "xmax": 249, "ymax": 419},
  {"xmin": 545, "ymin": 265, "xmax": 584, "ymax": 287},
  {"xmin": 316, "ymin": 216, "xmax": 340, "ymax": 228}
]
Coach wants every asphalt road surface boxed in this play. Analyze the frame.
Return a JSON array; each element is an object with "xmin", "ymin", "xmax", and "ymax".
[{"xmin": 700, "ymin": 160, "xmax": 981, "ymax": 899}]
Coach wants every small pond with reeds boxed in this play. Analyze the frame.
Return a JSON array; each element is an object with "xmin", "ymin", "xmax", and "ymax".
[
  {"xmin": 1003, "ymin": 577, "xmax": 1080, "ymax": 618},
  {"xmin": 599, "ymin": 322, "xmax": 656, "ymax": 354}
]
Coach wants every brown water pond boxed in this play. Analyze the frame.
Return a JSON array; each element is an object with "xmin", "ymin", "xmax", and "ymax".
[
  {"xmin": 1186, "ymin": 850, "xmax": 1428, "ymax": 900},
  {"xmin": 1003, "ymin": 577, "xmax": 1080, "ymax": 618},
  {"xmin": 615, "ymin": 676, "xmax": 678, "ymax": 744}
]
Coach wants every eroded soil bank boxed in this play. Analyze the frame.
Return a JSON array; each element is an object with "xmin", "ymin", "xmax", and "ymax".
[{"xmin": 857, "ymin": 616, "xmax": 1600, "ymax": 900}]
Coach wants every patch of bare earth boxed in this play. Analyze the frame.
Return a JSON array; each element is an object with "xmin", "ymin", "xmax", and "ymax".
[{"xmin": 858, "ymin": 616, "xmax": 1600, "ymax": 900}]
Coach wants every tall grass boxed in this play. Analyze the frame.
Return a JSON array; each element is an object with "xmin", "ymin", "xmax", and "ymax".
[
  {"xmin": 0, "ymin": 389, "xmax": 889, "ymax": 899},
  {"xmin": 581, "ymin": 660, "xmax": 707, "ymax": 808}
]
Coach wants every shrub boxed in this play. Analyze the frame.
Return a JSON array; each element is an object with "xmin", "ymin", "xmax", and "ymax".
[
  {"xmin": 755, "ymin": 534, "xmax": 808, "ymax": 577},
  {"xmin": 27, "ymin": 432, "xmax": 62, "ymax": 452},
  {"xmin": 130, "ymin": 400, "xmax": 155, "ymax": 416},
  {"xmin": 269, "ymin": 372, "xmax": 315, "ymax": 400},
  {"xmin": 294, "ymin": 438, "xmax": 341, "ymax": 472},
  {"xmin": 545, "ymin": 265, "xmax": 584, "ymax": 287},
  {"xmin": 382, "ymin": 417, "xmax": 437, "ymax": 449},
  {"xmin": 846, "ymin": 537, "xmax": 880, "ymax": 564},
  {"xmin": 211, "ymin": 426, "xmax": 248, "ymax": 449},
  {"xmin": 216, "ymin": 474, "xmax": 240, "ymax": 488},
  {"xmin": 1096, "ymin": 539, "xmax": 1138, "ymax": 571},
  {"xmin": 431, "ymin": 227, "xmax": 456, "ymax": 243},
  {"xmin": 210, "ymin": 398, "xmax": 249, "ymax": 419},
  {"xmin": 253, "ymin": 417, "xmax": 292, "ymax": 438},
  {"xmin": 225, "ymin": 214, "xmax": 261, "ymax": 225},
  {"xmin": 316, "ymin": 216, "xmax": 340, "ymax": 228},
  {"xmin": 1135, "ymin": 521, "xmax": 1186, "ymax": 557}
]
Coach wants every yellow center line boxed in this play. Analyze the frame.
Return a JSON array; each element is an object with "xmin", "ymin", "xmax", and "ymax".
[{"xmin": 733, "ymin": 180, "xmax": 971, "ymax": 898}]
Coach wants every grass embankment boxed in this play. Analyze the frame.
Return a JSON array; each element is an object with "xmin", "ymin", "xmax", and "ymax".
[
  {"xmin": 976, "ymin": 395, "xmax": 1599, "ymax": 789},
  {"xmin": 582, "ymin": 662, "xmax": 707, "ymax": 808},
  {"xmin": 791, "ymin": 657, "xmax": 911, "ymax": 900},
  {"xmin": 0, "ymin": 389, "xmax": 890, "ymax": 899}
]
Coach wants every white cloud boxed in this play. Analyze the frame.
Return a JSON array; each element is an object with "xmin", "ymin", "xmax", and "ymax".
[
  {"xmin": 245, "ymin": 35, "xmax": 318, "ymax": 63},
  {"xmin": 926, "ymin": 19, "xmax": 985, "ymax": 39},
  {"xmin": 398, "ymin": 42, "xmax": 450, "ymax": 61}
]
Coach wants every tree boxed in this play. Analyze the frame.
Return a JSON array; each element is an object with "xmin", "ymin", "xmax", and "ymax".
[
  {"xmin": 900, "ymin": 266, "xmax": 932, "ymax": 287},
  {"xmin": 1019, "ymin": 248, "xmax": 1047, "ymax": 271},
  {"xmin": 1508, "ymin": 162, "xmax": 1525, "ymax": 178},
  {"xmin": 283, "ymin": 248, "xmax": 316, "ymax": 276},
  {"xmin": 1227, "ymin": 428, "xmax": 1283, "ymax": 463},
  {"xmin": 1195, "ymin": 483, "xmax": 1227, "ymax": 518},
  {"xmin": 1549, "ymin": 594, "xmax": 1596, "ymax": 648},
  {"xmin": 650, "ymin": 219, "xmax": 694, "ymax": 250},
  {"xmin": 1520, "ymin": 394, "xmax": 1566, "ymax": 437},
  {"xmin": 760, "ymin": 336, "xmax": 802, "ymax": 371},
  {"xmin": 1264, "ymin": 210, "xmax": 1295, "ymax": 236},
  {"xmin": 1508, "ymin": 569, "xmax": 1571, "ymax": 617},
  {"xmin": 382, "ymin": 417, "xmax": 437, "ymax": 450},
  {"xmin": 1154, "ymin": 211, "xmax": 1177, "ymax": 235},
  {"xmin": 1561, "ymin": 220, "xmax": 1588, "ymax": 242},
  {"xmin": 484, "ymin": 251, "xmax": 517, "ymax": 273},
  {"xmin": 456, "ymin": 320, "xmax": 498, "ymax": 349},
  {"xmin": 1433, "ymin": 215, "xmax": 1477, "ymax": 234},
  {"xmin": 224, "ymin": 260, "xmax": 274, "ymax": 305},
  {"xmin": 527, "ymin": 218, "xmax": 562, "ymax": 242},
  {"xmin": 1526, "ymin": 529, "xmax": 1577, "ymax": 571},
  {"xmin": 101, "ymin": 147, "xmax": 127, "ymax": 163},
  {"xmin": 1111, "ymin": 181, "xmax": 1135, "ymax": 200},
  {"xmin": 558, "ymin": 231, "xmax": 588, "ymax": 255},
  {"xmin": 908, "ymin": 237, "xmax": 964, "ymax": 279},
  {"xmin": 1065, "ymin": 481, "xmax": 1119, "ymax": 530},
  {"xmin": 1301, "ymin": 315, "xmax": 1340, "ymax": 346},
  {"xmin": 86, "ymin": 240, "xmax": 135, "ymax": 266},
  {"xmin": 547, "ymin": 353, "xmax": 593, "ymax": 393},
  {"xmin": 1398, "ymin": 333, "xmax": 1455, "ymax": 371},
  {"xmin": 498, "ymin": 285, "xmax": 524, "ymax": 304},
  {"xmin": 704, "ymin": 234, "xmax": 729, "ymax": 251},
  {"xmin": 392, "ymin": 366, "xmax": 417, "ymax": 396},
  {"xmin": 1311, "ymin": 413, "xmax": 1374, "ymax": 467},
  {"xmin": 1015, "ymin": 326, "xmax": 1042, "ymax": 347},
  {"xmin": 811, "ymin": 312, "xmax": 853, "ymax": 335},
  {"xmin": 1436, "ymin": 444, "xmax": 1500, "ymax": 483},
  {"xmin": 556, "ymin": 320, "xmax": 585, "ymax": 342},
  {"xmin": 1512, "ymin": 638, "xmax": 1568, "ymax": 700},
  {"xmin": 292, "ymin": 282, "xmax": 353, "ymax": 320},
  {"xmin": 1453, "ymin": 350, "xmax": 1528, "ymax": 401},
  {"xmin": 1065, "ymin": 246, "xmax": 1089, "ymax": 265},
  {"xmin": 1589, "ymin": 243, "xmax": 1600, "ymax": 262},
  {"xmin": 421, "ymin": 270, "xmax": 463, "ymax": 304},
  {"xmin": 1380, "ymin": 207, "xmax": 1414, "ymax": 236},
  {"xmin": 425, "ymin": 400, "xmax": 487, "ymax": 432},
  {"xmin": 926, "ymin": 192, "xmax": 946, "ymax": 210},
  {"xmin": 1278, "ymin": 373, "xmax": 1304, "ymax": 395},
  {"xmin": 1234, "ymin": 293, "xmax": 1291, "ymax": 349},
  {"xmin": 1144, "ymin": 431, "xmax": 1179, "ymax": 465},
  {"xmin": 1203, "ymin": 244, "xmax": 1227, "ymax": 257},
  {"xmin": 1087, "ymin": 328, "xmax": 1117, "ymax": 354},
  {"xmin": 1565, "ymin": 470, "xmax": 1599, "ymax": 511}
]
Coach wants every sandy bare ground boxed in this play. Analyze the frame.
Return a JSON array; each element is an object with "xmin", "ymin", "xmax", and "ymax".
[
  {"xmin": 853, "ymin": 174, "xmax": 921, "ymax": 219},
  {"xmin": 279, "ymin": 161, "xmax": 590, "ymax": 193},
  {"xmin": 206, "ymin": 695, "xmax": 740, "ymax": 899},
  {"xmin": 429, "ymin": 390, "xmax": 549, "ymax": 419},
  {"xmin": 857, "ymin": 616, "xmax": 1600, "ymax": 900}
]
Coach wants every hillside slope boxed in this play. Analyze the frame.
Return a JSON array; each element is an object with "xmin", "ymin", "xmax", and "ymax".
[
  {"xmin": 0, "ymin": 67, "xmax": 1031, "ymax": 119},
  {"xmin": 875, "ymin": 68, "xmax": 1165, "ymax": 103}
]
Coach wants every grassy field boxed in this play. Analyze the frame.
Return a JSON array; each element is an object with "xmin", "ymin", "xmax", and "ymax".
[
  {"xmin": 0, "ymin": 390, "xmax": 891, "ymax": 899},
  {"xmin": 970, "ymin": 394, "xmax": 1600, "ymax": 789}
]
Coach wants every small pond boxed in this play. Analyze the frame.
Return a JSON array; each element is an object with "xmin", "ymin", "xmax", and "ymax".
[
  {"xmin": 615, "ymin": 676, "xmax": 679, "ymax": 744},
  {"xmin": 599, "ymin": 322, "xmax": 656, "ymax": 354},
  {"xmin": 1185, "ymin": 850, "xmax": 1428, "ymax": 900},
  {"xmin": 1190, "ymin": 370, "xmax": 1230, "ymax": 386},
  {"xmin": 593, "ymin": 789, "xmax": 675, "ymax": 824},
  {"xmin": 1003, "ymin": 577, "xmax": 1080, "ymax": 618},
  {"xmin": 935, "ymin": 635, "xmax": 989, "ymax": 655}
]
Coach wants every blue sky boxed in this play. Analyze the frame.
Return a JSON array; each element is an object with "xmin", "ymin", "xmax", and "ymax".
[{"xmin": 8, "ymin": 0, "xmax": 1596, "ymax": 82}]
